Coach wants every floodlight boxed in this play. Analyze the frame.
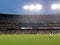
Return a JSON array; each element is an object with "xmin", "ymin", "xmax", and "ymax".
[
  {"xmin": 29, "ymin": 5, "xmax": 35, "ymax": 10},
  {"xmin": 23, "ymin": 5, "xmax": 29, "ymax": 10},
  {"xmin": 58, "ymin": 4, "xmax": 60, "ymax": 9},
  {"xmin": 23, "ymin": 4, "xmax": 42, "ymax": 11},
  {"xmin": 51, "ymin": 4, "xmax": 58, "ymax": 10},
  {"xmin": 35, "ymin": 4, "xmax": 42, "ymax": 10}
]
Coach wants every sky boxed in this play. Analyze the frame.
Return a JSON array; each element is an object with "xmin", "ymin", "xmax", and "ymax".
[{"xmin": 0, "ymin": 0, "xmax": 60, "ymax": 15}]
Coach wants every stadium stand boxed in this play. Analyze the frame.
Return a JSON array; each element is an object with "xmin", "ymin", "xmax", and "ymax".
[{"xmin": 0, "ymin": 13, "xmax": 60, "ymax": 34}]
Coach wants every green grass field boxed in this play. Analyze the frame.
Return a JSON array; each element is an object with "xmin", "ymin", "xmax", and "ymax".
[{"xmin": 0, "ymin": 34, "xmax": 60, "ymax": 45}]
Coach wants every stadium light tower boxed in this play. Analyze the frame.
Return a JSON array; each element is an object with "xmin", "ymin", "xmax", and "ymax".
[
  {"xmin": 23, "ymin": 4, "xmax": 42, "ymax": 11},
  {"xmin": 23, "ymin": 4, "xmax": 42, "ymax": 14},
  {"xmin": 23, "ymin": 5, "xmax": 29, "ymax": 10},
  {"xmin": 35, "ymin": 4, "xmax": 42, "ymax": 11},
  {"xmin": 29, "ymin": 5, "xmax": 35, "ymax": 10},
  {"xmin": 51, "ymin": 4, "xmax": 58, "ymax": 10}
]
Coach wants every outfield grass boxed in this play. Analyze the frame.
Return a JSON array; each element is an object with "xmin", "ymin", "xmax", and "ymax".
[{"xmin": 0, "ymin": 34, "xmax": 60, "ymax": 45}]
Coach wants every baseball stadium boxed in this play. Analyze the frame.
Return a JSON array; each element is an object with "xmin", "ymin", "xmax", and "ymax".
[{"xmin": 0, "ymin": 0, "xmax": 60, "ymax": 45}]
